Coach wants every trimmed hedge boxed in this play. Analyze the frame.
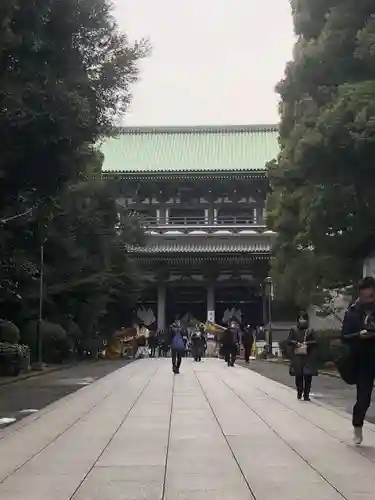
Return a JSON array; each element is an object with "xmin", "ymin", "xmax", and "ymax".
[
  {"xmin": 0, "ymin": 319, "xmax": 20, "ymax": 344},
  {"xmin": 315, "ymin": 330, "xmax": 341, "ymax": 366},
  {"xmin": 23, "ymin": 320, "xmax": 71, "ymax": 363}
]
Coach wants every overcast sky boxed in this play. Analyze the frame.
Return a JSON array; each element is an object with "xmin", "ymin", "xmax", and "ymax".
[{"xmin": 113, "ymin": 0, "xmax": 295, "ymax": 126}]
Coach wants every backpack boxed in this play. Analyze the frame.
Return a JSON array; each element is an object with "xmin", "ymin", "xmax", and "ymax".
[{"xmin": 171, "ymin": 330, "xmax": 185, "ymax": 350}]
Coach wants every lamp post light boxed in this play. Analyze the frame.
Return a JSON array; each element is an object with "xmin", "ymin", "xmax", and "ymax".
[
  {"xmin": 264, "ymin": 276, "xmax": 273, "ymax": 356},
  {"xmin": 0, "ymin": 205, "xmax": 46, "ymax": 368},
  {"xmin": 35, "ymin": 242, "xmax": 45, "ymax": 370}
]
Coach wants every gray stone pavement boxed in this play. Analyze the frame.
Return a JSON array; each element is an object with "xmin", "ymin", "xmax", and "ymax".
[
  {"xmin": 0, "ymin": 360, "xmax": 132, "ymax": 428},
  {"xmin": 240, "ymin": 359, "xmax": 375, "ymax": 423},
  {"xmin": 1, "ymin": 359, "xmax": 375, "ymax": 499}
]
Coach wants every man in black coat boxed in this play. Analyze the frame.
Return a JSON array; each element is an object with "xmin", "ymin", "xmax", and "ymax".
[
  {"xmin": 342, "ymin": 276, "xmax": 375, "ymax": 445},
  {"xmin": 221, "ymin": 321, "xmax": 241, "ymax": 367}
]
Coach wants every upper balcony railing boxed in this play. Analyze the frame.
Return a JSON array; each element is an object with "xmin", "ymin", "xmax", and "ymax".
[{"xmin": 138, "ymin": 216, "xmax": 260, "ymax": 227}]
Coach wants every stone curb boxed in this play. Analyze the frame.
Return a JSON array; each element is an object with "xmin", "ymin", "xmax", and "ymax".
[
  {"xmin": 0, "ymin": 363, "xmax": 76, "ymax": 387},
  {"xmin": 254, "ymin": 357, "xmax": 340, "ymax": 379},
  {"xmin": 319, "ymin": 369, "xmax": 340, "ymax": 378}
]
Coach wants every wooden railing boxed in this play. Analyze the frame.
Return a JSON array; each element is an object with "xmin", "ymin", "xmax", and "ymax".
[
  {"xmin": 216, "ymin": 217, "xmax": 255, "ymax": 225},
  {"xmin": 138, "ymin": 216, "xmax": 257, "ymax": 226}
]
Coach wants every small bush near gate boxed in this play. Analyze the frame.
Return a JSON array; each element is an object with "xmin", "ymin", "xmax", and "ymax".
[
  {"xmin": 23, "ymin": 320, "xmax": 70, "ymax": 364},
  {"xmin": 0, "ymin": 319, "xmax": 20, "ymax": 344},
  {"xmin": 315, "ymin": 330, "xmax": 341, "ymax": 367},
  {"xmin": 279, "ymin": 338, "xmax": 290, "ymax": 359}
]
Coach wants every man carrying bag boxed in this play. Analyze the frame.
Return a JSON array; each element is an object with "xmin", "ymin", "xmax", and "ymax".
[
  {"xmin": 341, "ymin": 277, "xmax": 375, "ymax": 445},
  {"xmin": 169, "ymin": 322, "xmax": 185, "ymax": 374}
]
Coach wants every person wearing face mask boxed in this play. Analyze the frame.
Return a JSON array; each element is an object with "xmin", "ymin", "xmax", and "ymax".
[
  {"xmin": 169, "ymin": 321, "xmax": 185, "ymax": 374},
  {"xmin": 288, "ymin": 312, "xmax": 317, "ymax": 401},
  {"xmin": 221, "ymin": 320, "xmax": 241, "ymax": 367},
  {"xmin": 342, "ymin": 277, "xmax": 375, "ymax": 445}
]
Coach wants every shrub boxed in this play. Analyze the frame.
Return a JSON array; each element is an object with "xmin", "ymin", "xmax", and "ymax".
[
  {"xmin": 315, "ymin": 329, "xmax": 340, "ymax": 367},
  {"xmin": 62, "ymin": 318, "xmax": 83, "ymax": 343},
  {"xmin": 23, "ymin": 320, "xmax": 70, "ymax": 363},
  {"xmin": 0, "ymin": 319, "xmax": 20, "ymax": 344},
  {"xmin": 279, "ymin": 338, "xmax": 291, "ymax": 359}
]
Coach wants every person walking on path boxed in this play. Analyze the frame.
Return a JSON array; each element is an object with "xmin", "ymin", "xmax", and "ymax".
[
  {"xmin": 341, "ymin": 277, "xmax": 375, "ymax": 445},
  {"xmin": 148, "ymin": 329, "xmax": 157, "ymax": 358},
  {"xmin": 169, "ymin": 322, "xmax": 185, "ymax": 374},
  {"xmin": 190, "ymin": 327, "xmax": 207, "ymax": 362},
  {"xmin": 221, "ymin": 321, "xmax": 241, "ymax": 367},
  {"xmin": 158, "ymin": 330, "xmax": 169, "ymax": 357},
  {"xmin": 288, "ymin": 312, "xmax": 317, "ymax": 402},
  {"xmin": 156, "ymin": 331, "xmax": 163, "ymax": 357},
  {"xmin": 242, "ymin": 325, "xmax": 255, "ymax": 363}
]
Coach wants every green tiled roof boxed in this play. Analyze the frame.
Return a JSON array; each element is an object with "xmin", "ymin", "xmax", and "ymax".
[{"xmin": 101, "ymin": 125, "xmax": 278, "ymax": 173}]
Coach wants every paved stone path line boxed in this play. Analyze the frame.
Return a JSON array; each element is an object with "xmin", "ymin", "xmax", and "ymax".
[
  {"xmin": 0, "ymin": 358, "xmax": 375, "ymax": 499},
  {"xmin": 194, "ymin": 365, "xmax": 345, "ymax": 500},
  {"xmin": 209, "ymin": 363, "xmax": 375, "ymax": 499},
  {"xmin": 160, "ymin": 375, "xmax": 174, "ymax": 499},
  {"xmin": 0, "ymin": 360, "xmax": 132, "ymax": 439},
  {"xmin": 0, "ymin": 361, "xmax": 156, "ymax": 482},
  {"xmin": 193, "ymin": 370, "xmax": 257, "ymax": 499},
  {"xmin": 211, "ymin": 373, "xmax": 346, "ymax": 498},
  {"xmin": 68, "ymin": 365, "xmax": 159, "ymax": 500}
]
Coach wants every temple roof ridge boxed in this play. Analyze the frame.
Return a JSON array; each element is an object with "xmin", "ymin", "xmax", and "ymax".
[{"xmin": 115, "ymin": 124, "xmax": 278, "ymax": 135}]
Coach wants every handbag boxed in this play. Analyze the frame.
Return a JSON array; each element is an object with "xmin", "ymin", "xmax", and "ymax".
[{"xmin": 294, "ymin": 330, "xmax": 308, "ymax": 356}]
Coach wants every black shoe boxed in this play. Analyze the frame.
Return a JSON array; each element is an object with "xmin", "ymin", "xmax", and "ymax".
[
  {"xmin": 297, "ymin": 392, "xmax": 302, "ymax": 400},
  {"xmin": 304, "ymin": 396, "xmax": 311, "ymax": 401}
]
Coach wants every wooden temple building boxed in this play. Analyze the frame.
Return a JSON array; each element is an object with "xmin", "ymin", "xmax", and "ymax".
[{"xmin": 101, "ymin": 125, "xmax": 279, "ymax": 331}]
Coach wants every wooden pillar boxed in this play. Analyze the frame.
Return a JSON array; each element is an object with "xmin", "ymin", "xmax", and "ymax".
[
  {"xmin": 254, "ymin": 205, "xmax": 265, "ymax": 225},
  {"xmin": 207, "ymin": 283, "xmax": 215, "ymax": 323},
  {"xmin": 157, "ymin": 283, "xmax": 166, "ymax": 331},
  {"xmin": 213, "ymin": 208, "xmax": 218, "ymax": 225},
  {"xmin": 207, "ymin": 204, "xmax": 214, "ymax": 225}
]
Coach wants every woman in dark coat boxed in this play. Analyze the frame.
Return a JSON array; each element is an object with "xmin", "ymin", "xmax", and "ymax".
[
  {"xmin": 190, "ymin": 328, "xmax": 207, "ymax": 362},
  {"xmin": 288, "ymin": 312, "xmax": 318, "ymax": 401}
]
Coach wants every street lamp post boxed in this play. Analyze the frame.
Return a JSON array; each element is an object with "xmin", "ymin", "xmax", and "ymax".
[
  {"xmin": 264, "ymin": 277, "xmax": 273, "ymax": 356},
  {"xmin": 0, "ymin": 205, "xmax": 46, "ymax": 368},
  {"xmin": 35, "ymin": 243, "xmax": 45, "ymax": 370},
  {"xmin": 1, "ymin": 206, "xmax": 49, "ymax": 369}
]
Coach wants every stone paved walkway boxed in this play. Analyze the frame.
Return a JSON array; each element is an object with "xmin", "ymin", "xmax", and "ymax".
[{"xmin": 1, "ymin": 358, "xmax": 375, "ymax": 499}]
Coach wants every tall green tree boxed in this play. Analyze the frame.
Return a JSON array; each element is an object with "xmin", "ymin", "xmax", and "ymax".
[
  {"xmin": 269, "ymin": 0, "xmax": 375, "ymax": 306},
  {"xmin": 0, "ymin": 0, "xmax": 147, "ymax": 207},
  {"xmin": 0, "ymin": 1, "xmax": 148, "ymax": 341},
  {"xmin": 38, "ymin": 179, "xmax": 144, "ymax": 338}
]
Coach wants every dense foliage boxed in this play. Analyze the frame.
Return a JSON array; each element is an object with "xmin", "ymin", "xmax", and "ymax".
[
  {"xmin": 0, "ymin": 0, "xmax": 148, "ymax": 358},
  {"xmin": 268, "ymin": 0, "xmax": 375, "ymax": 307}
]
